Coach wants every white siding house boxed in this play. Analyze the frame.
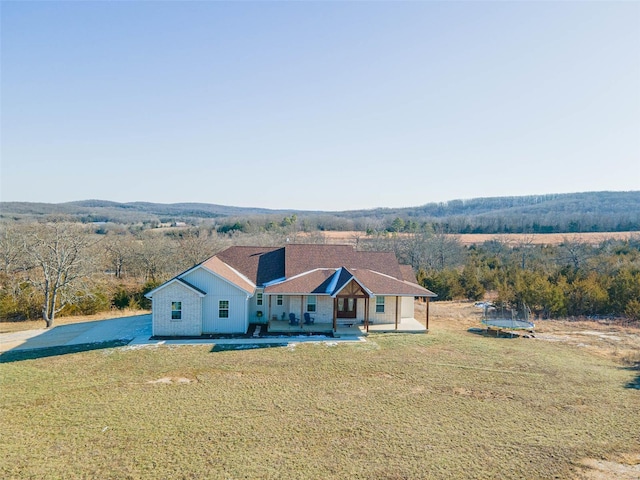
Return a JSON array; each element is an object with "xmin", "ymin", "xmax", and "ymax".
[
  {"xmin": 181, "ymin": 268, "xmax": 252, "ymax": 334},
  {"xmin": 146, "ymin": 245, "xmax": 436, "ymax": 337},
  {"xmin": 146, "ymin": 262, "xmax": 254, "ymax": 336}
]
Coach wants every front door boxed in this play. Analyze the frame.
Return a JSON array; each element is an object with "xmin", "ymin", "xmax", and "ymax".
[{"xmin": 337, "ymin": 297, "xmax": 356, "ymax": 318}]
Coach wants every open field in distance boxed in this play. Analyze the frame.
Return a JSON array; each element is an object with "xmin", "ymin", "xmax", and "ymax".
[{"xmin": 300, "ymin": 230, "xmax": 639, "ymax": 246}]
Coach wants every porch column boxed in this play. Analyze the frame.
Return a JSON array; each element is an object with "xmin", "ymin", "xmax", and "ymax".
[
  {"xmin": 395, "ymin": 296, "xmax": 399, "ymax": 331},
  {"xmin": 268, "ymin": 295, "xmax": 272, "ymax": 323},
  {"xmin": 425, "ymin": 297, "xmax": 430, "ymax": 330},
  {"xmin": 333, "ymin": 297, "xmax": 337, "ymax": 332},
  {"xmin": 300, "ymin": 295, "xmax": 304, "ymax": 324},
  {"xmin": 364, "ymin": 297, "xmax": 370, "ymax": 332}
]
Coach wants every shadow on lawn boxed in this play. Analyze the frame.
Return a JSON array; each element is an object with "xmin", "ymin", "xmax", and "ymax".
[
  {"xmin": 0, "ymin": 340, "xmax": 130, "ymax": 363},
  {"xmin": 624, "ymin": 363, "xmax": 640, "ymax": 390},
  {"xmin": 210, "ymin": 343, "xmax": 288, "ymax": 353},
  {"xmin": 467, "ymin": 327, "xmax": 525, "ymax": 339}
]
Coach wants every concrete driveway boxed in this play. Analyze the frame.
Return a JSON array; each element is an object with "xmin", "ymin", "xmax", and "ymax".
[
  {"xmin": 0, "ymin": 314, "xmax": 151, "ymax": 353},
  {"xmin": 0, "ymin": 314, "xmax": 370, "ymax": 358}
]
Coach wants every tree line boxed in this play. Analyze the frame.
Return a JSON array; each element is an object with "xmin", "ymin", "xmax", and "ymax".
[
  {"xmin": 3, "ymin": 191, "xmax": 639, "ymax": 235},
  {"xmin": 360, "ymin": 231, "xmax": 640, "ymax": 322},
  {"xmin": 0, "ymin": 219, "xmax": 312, "ymax": 327},
  {"xmin": 1, "ymin": 219, "xmax": 639, "ymax": 327}
]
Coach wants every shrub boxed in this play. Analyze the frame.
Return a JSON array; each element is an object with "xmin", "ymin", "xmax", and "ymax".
[{"xmin": 0, "ymin": 282, "xmax": 42, "ymax": 321}]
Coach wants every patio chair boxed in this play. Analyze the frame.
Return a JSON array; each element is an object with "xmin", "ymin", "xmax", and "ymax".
[
  {"xmin": 289, "ymin": 313, "xmax": 300, "ymax": 326},
  {"xmin": 304, "ymin": 312, "xmax": 315, "ymax": 325}
]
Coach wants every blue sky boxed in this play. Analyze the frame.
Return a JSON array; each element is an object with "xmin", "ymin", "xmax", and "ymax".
[{"xmin": 1, "ymin": 1, "xmax": 639, "ymax": 211}]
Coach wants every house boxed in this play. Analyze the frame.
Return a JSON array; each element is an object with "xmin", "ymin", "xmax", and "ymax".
[{"xmin": 145, "ymin": 244, "xmax": 436, "ymax": 336}]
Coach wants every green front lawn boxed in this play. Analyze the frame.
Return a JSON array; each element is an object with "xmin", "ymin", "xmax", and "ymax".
[{"xmin": 1, "ymin": 328, "xmax": 638, "ymax": 479}]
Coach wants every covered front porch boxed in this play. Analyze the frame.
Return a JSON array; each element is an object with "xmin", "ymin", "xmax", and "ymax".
[
  {"xmin": 257, "ymin": 265, "xmax": 435, "ymax": 335},
  {"xmin": 256, "ymin": 292, "xmax": 431, "ymax": 334}
]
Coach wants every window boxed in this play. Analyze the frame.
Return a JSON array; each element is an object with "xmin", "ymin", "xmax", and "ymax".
[
  {"xmin": 306, "ymin": 295, "xmax": 316, "ymax": 312},
  {"xmin": 257, "ymin": 293, "xmax": 263, "ymax": 306},
  {"xmin": 171, "ymin": 301, "xmax": 182, "ymax": 320},
  {"xmin": 219, "ymin": 300, "xmax": 229, "ymax": 318},
  {"xmin": 376, "ymin": 296, "xmax": 385, "ymax": 313},
  {"xmin": 277, "ymin": 295, "xmax": 283, "ymax": 306}
]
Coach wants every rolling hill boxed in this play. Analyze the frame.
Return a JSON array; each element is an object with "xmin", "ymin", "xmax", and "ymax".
[{"xmin": 1, "ymin": 191, "xmax": 638, "ymax": 234}]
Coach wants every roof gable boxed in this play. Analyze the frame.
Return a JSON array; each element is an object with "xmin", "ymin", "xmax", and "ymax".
[
  {"xmin": 144, "ymin": 277, "xmax": 207, "ymax": 298},
  {"xmin": 350, "ymin": 269, "xmax": 436, "ymax": 297},
  {"xmin": 330, "ymin": 267, "xmax": 371, "ymax": 297},
  {"xmin": 199, "ymin": 256, "xmax": 256, "ymax": 294}
]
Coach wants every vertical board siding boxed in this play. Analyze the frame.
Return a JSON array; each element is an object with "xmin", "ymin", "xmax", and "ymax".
[
  {"xmin": 250, "ymin": 288, "xmax": 266, "ymax": 323},
  {"xmin": 152, "ymin": 282, "xmax": 202, "ymax": 336},
  {"xmin": 183, "ymin": 268, "xmax": 250, "ymax": 334},
  {"xmin": 201, "ymin": 296, "xmax": 247, "ymax": 333},
  {"xmin": 401, "ymin": 297, "xmax": 415, "ymax": 319}
]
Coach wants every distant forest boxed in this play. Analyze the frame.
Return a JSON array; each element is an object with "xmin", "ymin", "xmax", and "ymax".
[
  {"xmin": 1, "ymin": 191, "xmax": 639, "ymax": 234},
  {"xmin": 2, "ymin": 192, "xmax": 639, "ymax": 325}
]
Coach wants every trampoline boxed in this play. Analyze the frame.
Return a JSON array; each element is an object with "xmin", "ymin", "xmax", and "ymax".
[
  {"xmin": 480, "ymin": 302, "xmax": 535, "ymax": 332},
  {"xmin": 481, "ymin": 318, "xmax": 535, "ymax": 330}
]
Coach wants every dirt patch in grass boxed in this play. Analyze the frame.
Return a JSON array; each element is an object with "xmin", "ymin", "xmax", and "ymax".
[
  {"xmin": 147, "ymin": 376, "xmax": 196, "ymax": 384},
  {"xmin": 578, "ymin": 453, "xmax": 640, "ymax": 479}
]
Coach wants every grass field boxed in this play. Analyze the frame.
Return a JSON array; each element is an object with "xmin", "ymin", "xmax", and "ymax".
[
  {"xmin": 1, "ymin": 303, "xmax": 639, "ymax": 479},
  {"xmin": 299, "ymin": 230, "xmax": 638, "ymax": 246}
]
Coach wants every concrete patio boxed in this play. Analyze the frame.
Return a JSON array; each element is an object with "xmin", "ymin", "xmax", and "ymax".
[
  {"xmin": 266, "ymin": 320, "xmax": 361, "ymax": 337},
  {"xmin": 266, "ymin": 317, "xmax": 426, "ymax": 336},
  {"xmin": 364, "ymin": 317, "xmax": 427, "ymax": 333}
]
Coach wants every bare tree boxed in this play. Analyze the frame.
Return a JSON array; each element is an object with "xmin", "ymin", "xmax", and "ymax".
[
  {"xmin": 422, "ymin": 228, "xmax": 464, "ymax": 271},
  {"xmin": 177, "ymin": 228, "xmax": 222, "ymax": 268},
  {"xmin": 21, "ymin": 222, "xmax": 95, "ymax": 327},
  {"xmin": 0, "ymin": 223, "xmax": 23, "ymax": 276},
  {"xmin": 558, "ymin": 239, "xmax": 592, "ymax": 271},
  {"xmin": 104, "ymin": 234, "xmax": 135, "ymax": 278},
  {"xmin": 130, "ymin": 234, "xmax": 176, "ymax": 282},
  {"xmin": 400, "ymin": 231, "xmax": 430, "ymax": 270},
  {"xmin": 513, "ymin": 232, "xmax": 536, "ymax": 270}
]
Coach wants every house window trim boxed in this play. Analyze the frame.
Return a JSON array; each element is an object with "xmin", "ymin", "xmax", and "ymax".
[
  {"xmin": 219, "ymin": 300, "xmax": 229, "ymax": 319},
  {"xmin": 306, "ymin": 295, "xmax": 317, "ymax": 313},
  {"xmin": 171, "ymin": 301, "xmax": 182, "ymax": 321},
  {"xmin": 276, "ymin": 295, "xmax": 283, "ymax": 306},
  {"xmin": 376, "ymin": 296, "xmax": 385, "ymax": 313},
  {"xmin": 256, "ymin": 293, "xmax": 263, "ymax": 306}
]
